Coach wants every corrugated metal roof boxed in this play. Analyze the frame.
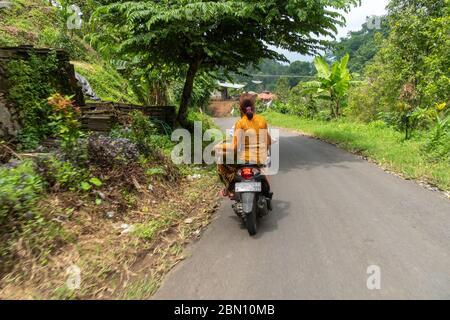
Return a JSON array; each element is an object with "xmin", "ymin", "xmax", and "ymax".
[{"xmin": 217, "ymin": 81, "xmax": 246, "ymax": 89}]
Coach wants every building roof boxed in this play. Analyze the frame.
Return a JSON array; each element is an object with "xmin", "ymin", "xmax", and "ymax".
[
  {"xmin": 217, "ymin": 81, "xmax": 246, "ymax": 89},
  {"xmin": 258, "ymin": 92, "xmax": 276, "ymax": 100}
]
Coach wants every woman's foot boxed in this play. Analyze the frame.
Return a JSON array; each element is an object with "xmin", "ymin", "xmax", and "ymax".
[
  {"xmin": 220, "ymin": 188, "xmax": 230, "ymax": 197},
  {"xmin": 220, "ymin": 188, "xmax": 236, "ymax": 199}
]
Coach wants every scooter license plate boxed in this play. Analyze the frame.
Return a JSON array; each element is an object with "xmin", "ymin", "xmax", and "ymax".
[{"xmin": 235, "ymin": 182, "xmax": 262, "ymax": 193}]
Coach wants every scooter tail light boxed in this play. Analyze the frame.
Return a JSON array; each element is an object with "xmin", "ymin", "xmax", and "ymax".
[{"xmin": 240, "ymin": 168, "xmax": 254, "ymax": 180}]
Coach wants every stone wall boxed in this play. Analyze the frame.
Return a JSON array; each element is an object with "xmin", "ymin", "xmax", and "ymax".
[
  {"xmin": 0, "ymin": 92, "xmax": 20, "ymax": 138},
  {"xmin": 81, "ymin": 102, "xmax": 177, "ymax": 132},
  {"xmin": 0, "ymin": 56, "xmax": 20, "ymax": 138},
  {"xmin": 0, "ymin": 45, "xmax": 84, "ymax": 141}
]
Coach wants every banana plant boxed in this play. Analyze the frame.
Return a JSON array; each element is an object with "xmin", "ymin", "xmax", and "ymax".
[{"xmin": 303, "ymin": 54, "xmax": 351, "ymax": 118}]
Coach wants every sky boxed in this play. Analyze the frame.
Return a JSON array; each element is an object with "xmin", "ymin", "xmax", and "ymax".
[{"xmin": 277, "ymin": 0, "xmax": 390, "ymax": 62}]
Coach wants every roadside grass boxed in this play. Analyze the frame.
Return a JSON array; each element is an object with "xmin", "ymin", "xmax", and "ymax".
[
  {"xmin": 263, "ymin": 111, "xmax": 450, "ymax": 192},
  {"xmin": 132, "ymin": 211, "xmax": 176, "ymax": 241},
  {"xmin": 121, "ymin": 277, "xmax": 159, "ymax": 300},
  {"xmin": 0, "ymin": 165, "xmax": 221, "ymax": 300},
  {"xmin": 119, "ymin": 166, "xmax": 221, "ymax": 300}
]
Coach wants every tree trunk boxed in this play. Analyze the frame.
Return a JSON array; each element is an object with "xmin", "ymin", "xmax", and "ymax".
[
  {"xmin": 330, "ymin": 99, "xmax": 339, "ymax": 119},
  {"xmin": 335, "ymin": 100, "xmax": 341, "ymax": 118},
  {"xmin": 177, "ymin": 61, "xmax": 200, "ymax": 129}
]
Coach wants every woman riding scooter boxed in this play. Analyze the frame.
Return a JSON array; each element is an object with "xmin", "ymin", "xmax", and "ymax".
[{"xmin": 216, "ymin": 93, "xmax": 273, "ymax": 199}]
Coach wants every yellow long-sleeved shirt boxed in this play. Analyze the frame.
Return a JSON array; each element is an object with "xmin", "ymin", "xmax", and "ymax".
[{"xmin": 232, "ymin": 114, "xmax": 272, "ymax": 164}]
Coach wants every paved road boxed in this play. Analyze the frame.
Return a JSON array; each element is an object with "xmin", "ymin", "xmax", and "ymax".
[{"xmin": 154, "ymin": 117, "xmax": 450, "ymax": 300}]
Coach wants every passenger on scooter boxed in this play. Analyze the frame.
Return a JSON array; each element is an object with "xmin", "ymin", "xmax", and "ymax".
[{"xmin": 216, "ymin": 93, "xmax": 273, "ymax": 198}]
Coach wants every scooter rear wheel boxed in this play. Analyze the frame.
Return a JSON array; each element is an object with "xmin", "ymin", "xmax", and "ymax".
[{"xmin": 246, "ymin": 203, "xmax": 258, "ymax": 236}]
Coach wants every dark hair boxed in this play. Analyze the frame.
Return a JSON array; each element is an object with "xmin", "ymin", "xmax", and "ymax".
[{"xmin": 239, "ymin": 93, "xmax": 256, "ymax": 118}]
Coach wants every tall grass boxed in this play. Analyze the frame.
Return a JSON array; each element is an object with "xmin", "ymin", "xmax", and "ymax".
[{"xmin": 263, "ymin": 111, "xmax": 450, "ymax": 191}]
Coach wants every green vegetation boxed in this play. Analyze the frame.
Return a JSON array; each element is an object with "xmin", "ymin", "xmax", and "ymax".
[
  {"xmin": 305, "ymin": 54, "xmax": 351, "ymax": 118},
  {"xmin": 263, "ymin": 111, "xmax": 450, "ymax": 191},
  {"xmin": 0, "ymin": 0, "xmax": 87, "ymax": 60},
  {"xmin": 0, "ymin": 0, "xmax": 222, "ymax": 300},
  {"xmin": 7, "ymin": 53, "xmax": 59, "ymax": 149},
  {"xmin": 0, "ymin": 160, "xmax": 71, "ymax": 273},
  {"xmin": 1, "ymin": 0, "xmax": 448, "ymax": 300},
  {"xmin": 264, "ymin": 0, "xmax": 449, "ymax": 191},
  {"xmin": 274, "ymin": 77, "xmax": 291, "ymax": 104},
  {"xmin": 327, "ymin": 21, "xmax": 389, "ymax": 74},
  {"xmin": 0, "ymin": 161, "xmax": 43, "ymax": 225},
  {"xmin": 47, "ymin": 93, "xmax": 86, "ymax": 161},
  {"xmin": 122, "ymin": 278, "xmax": 159, "ymax": 300},
  {"xmin": 72, "ymin": 61, "xmax": 140, "ymax": 104},
  {"xmin": 0, "ymin": 0, "xmax": 141, "ymax": 106},
  {"xmin": 37, "ymin": 155, "xmax": 91, "ymax": 192},
  {"xmin": 355, "ymin": 0, "xmax": 450, "ymax": 137},
  {"xmin": 0, "ymin": 96, "xmax": 217, "ymax": 298},
  {"xmin": 132, "ymin": 211, "xmax": 177, "ymax": 241},
  {"xmin": 93, "ymin": 0, "xmax": 358, "ymax": 125},
  {"xmin": 109, "ymin": 110, "xmax": 175, "ymax": 156}
]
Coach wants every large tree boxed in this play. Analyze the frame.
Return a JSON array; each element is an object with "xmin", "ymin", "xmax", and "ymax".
[
  {"xmin": 94, "ymin": 0, "xmax": 360, "ymax": 127},
  {"xmin": 362, "ymin": 0, "xmax": 449, "ymax": 118}
]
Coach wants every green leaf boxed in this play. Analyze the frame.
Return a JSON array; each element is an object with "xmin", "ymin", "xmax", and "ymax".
[
  {"xmin": 314, "ymin": 56, "xmax": 331, "ymax": 79},
  {"xmin": 95, "ymin": 198, "xmax": 102, "ymax": 206},
  {"xmin": 89, "ymin": 177, "xmax": 103, "ymax": 187},
  {"xmin": 80, "ymin": 182, "xmax": 91, "ymax": 191},
  {"xmin": 340, "ymin": 53, "xmax": 350, "ymax": 71}
]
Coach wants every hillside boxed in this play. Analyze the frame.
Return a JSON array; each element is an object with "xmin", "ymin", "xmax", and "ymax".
[
  {"xmin": 0, "ymin": 0, "xmax": 221, "ymax": 300},
  {"xmin": 0, "ymin": 0, "xmax": 139, "ymax": 104}
]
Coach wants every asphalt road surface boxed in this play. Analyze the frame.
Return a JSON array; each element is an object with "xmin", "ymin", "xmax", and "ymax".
[{"xmin": 154, "ymin": 117, "xmax": 450, "ymax": 300}]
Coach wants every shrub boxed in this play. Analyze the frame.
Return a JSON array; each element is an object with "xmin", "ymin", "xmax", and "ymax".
[
  {"xmin": 47, "ymin": 93, "xmax": 86, "ymax": 163},
  {"xmin": 7, "ymin": 54, "xmax": 58, "ymax": 149},
  {"xmin": 127, "ymin": 110, "xmax": 171, "ymax": 158},
  {"xmin": 424, "ymin": 107, "xmax": 449, "ymax": 162},
  {"xmin": 0, "ymin": 160, "xmax": 43, "ymax": 226},
  {"xmin": 110, "ymin": 111, "xmax": 175, "ymax": 158},
  {"xmin": 271, "ymin": 101, "xmax": 290, "ymax": 115},
  {"xmin": 0, "ymin": 160, "xmax": 45, "ymax": 272},
  {"xmin": 39, "ymin": 31, "xmax": 87, "ymax": 61},
  {"xmin": 346, "ymin": 83, "xmax": 382, "ymax": 122},
  {"xmin": 36, "ymin": 155, "xmax": 90, "ymax": 192},
  {"xmin": 367, "ymin": 120, "xmax": 388, "ymax": 130},
  {"xmin": 186, "ymin": 110, "xmax": 218, "ymax": 133},
  {"xmin": 129, "ymin": 111, "xmax": 158, "ymax": 144}
]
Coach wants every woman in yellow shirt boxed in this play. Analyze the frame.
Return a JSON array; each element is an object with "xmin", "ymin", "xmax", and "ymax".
[{"xmin": 217, "ymin": 93, "xmax": 272, "ymax": 197}]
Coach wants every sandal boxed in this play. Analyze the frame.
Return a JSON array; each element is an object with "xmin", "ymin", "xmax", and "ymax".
[{"xmin": 220, "ymin": 188, "xmax": 230, "ymax": 197}]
